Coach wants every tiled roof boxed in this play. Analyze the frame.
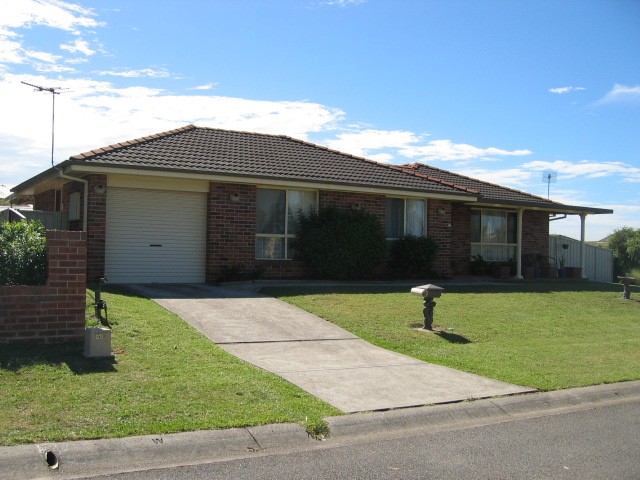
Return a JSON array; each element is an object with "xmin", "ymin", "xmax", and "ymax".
[
  {"xmin": 67, "ymin": 125, "xmax": 476, "ymax": 196},
  {"xmin": 401, "ymin": 163, "xmax": 564, "ymax": 208}
]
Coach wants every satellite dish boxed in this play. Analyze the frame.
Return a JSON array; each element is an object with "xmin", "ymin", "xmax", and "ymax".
[{"xmin": 542, "ymin": 171, "xmax": 557, "ymax": 199}]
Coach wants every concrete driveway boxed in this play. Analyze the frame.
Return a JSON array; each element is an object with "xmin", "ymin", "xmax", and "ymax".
[{"xmin": 129, "ymin": 283, "xmax": 535, "ymax": 413}]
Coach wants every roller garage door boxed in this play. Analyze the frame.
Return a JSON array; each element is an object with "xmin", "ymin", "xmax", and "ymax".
[{"xmin": 105, "ymin": 187, "xmax": 207, "ymax": 283}]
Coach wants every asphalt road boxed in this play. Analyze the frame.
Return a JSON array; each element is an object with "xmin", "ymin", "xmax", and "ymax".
[{"xmin": 85, "ymin": 400, "xmax": 640, "ymax": 480}]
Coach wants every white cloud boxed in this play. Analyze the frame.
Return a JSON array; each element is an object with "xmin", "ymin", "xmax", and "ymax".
[
  {"xmin": 94, "ymin": 67, "xmax": 173, "ymax": 78},
  {"xmin": 0, "ymin": 0, "xmax": 101, "ymax": 34},
  {"xmin": 190, "ymin": 83, "xmax": 217, "ymax": 91},
  {"xmin": 60, "ymin": 38, "xmax": 95, "ymax": 56},
  {"xmin": 522, "ymin": 160, "xmax": 640, "ymax": 182},
  {"xmin": 25, "ymin": 50, "xmax": 60, "ymax": 63},
  {"xmin": 324, "ymin": 130, "xmax": 531, "ymax": 163},
  {"xmin": 452, "ymin": 167, "xmax": 534, "ymax": 189},
  {"xmin": 320, "ymin": 0, "xmax": 367, "ymax": 6},
  {"xmin": 400, "ymin": 140, "xmax": 532, "ymax": 162},
  {"xmin": 548, "ymin": 86, "xmax": 586, "ymax": 94},
  {"xmin": 596, "ymin": 84, "xmax": 640, "ymax": 105},
  {"xmin": 0, "ymin": 1, "xmax": 102, "ymax": 72},
  {"xmin": 0, "ymin": 73, "xmax": 344, "ymax": 187},
  {"xmin": 325, "ymin": 129, "xmax": 424, "ymax": 159}
]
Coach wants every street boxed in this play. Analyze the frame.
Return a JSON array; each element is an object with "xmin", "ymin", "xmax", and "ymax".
[{"xmin": 87, "ymin": 399, "xmax": 639, "ymax": 480}]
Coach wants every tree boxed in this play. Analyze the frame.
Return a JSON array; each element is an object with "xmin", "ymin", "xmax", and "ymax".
[{"xmin": 607, "ymin": 227, "xmax": 640, "ymax": 275}]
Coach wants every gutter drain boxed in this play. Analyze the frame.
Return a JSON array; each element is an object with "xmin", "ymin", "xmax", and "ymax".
[{"xmin": 45, "ymin": 450, "xmax": 59, "ymax": 469}]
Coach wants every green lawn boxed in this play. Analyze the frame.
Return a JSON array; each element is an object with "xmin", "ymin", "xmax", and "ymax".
[
  {"xmin": 265, "ymin": 281, "xmax": 640, "ymax": 392},
  {"xmin": 0, "ymin": 288, "xmax": 338, "ymax": 446}
]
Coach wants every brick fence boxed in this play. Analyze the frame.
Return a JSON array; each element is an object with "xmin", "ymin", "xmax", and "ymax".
[{"xmin": 0, "ymin": 230, "xmax": 87, "ymax": 344}]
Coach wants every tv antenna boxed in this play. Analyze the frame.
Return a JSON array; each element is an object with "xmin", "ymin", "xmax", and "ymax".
[
  {"xmin": 542, "ymin": 170, "xmax": 557, "ymax": 199},
  {"xmin": 21, "ymin": 81, "xmax": 68, "ymax": 167}
]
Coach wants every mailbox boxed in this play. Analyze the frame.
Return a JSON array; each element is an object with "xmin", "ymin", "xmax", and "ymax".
[{"xmin": 411, "ymin": 284, "xmax": 444, "ymax": 330}]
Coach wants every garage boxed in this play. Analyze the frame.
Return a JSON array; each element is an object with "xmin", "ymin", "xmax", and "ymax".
[{"xmin": 105, "ymin": 187, "xmax": 207, "ymax": 283}]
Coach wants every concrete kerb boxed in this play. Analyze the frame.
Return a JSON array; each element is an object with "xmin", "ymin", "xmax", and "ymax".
[{"xmin": 2, "ymin": 381, "xmax": 639, "ymax": 480}]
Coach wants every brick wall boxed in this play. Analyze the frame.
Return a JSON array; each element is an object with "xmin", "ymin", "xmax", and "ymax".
[
  {"xmin": 206, "ymin": 182, "xmax": 259, "ymax": 282},
  {"xmin": 0, "ymin": 231, "xmax": 87, "ymax": 344},
  {"xmin": 427, "ymin": 200, "xmax": 453, "ymax": 277},
  {"xmin": 319, "ymin": 190, "xmax": 386, "ymax": 223},
  {"xmin": 34, "ymin": 189, "xmax": 56, "ymax": 211},
  {"xmin": 523, "ymin": 210, "xmax": 550, "ymax": 258},
  {"xmin": 86, "ymin": 174, "xmax": 107, "ymax": 282},
  {"xmin": 450, "ymin": 203, "xmax": 472, "ymax": 275}
]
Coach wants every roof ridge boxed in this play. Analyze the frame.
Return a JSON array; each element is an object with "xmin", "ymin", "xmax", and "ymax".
[
  {"xmin": 404, "ymin": 162, "xmax": 563, "ymax": 205},
  {"xmin": 70, "ymin": 124, "xmax": 197, "ymax": 160}
]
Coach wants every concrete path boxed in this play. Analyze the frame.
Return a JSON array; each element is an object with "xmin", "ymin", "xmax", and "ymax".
[{"xmin": 129, "ymin": 283, "xmax": 534, "ymax": 413}]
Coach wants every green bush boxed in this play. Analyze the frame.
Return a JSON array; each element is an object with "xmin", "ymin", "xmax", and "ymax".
[
  {"xmin": 608, "ymin": 227, "xmax": 640, "ymax": 275},
  {"xmin": 0, "ymin": 220, "xmax": 48, "ymax": 285},
  {"xmin": 292, "ymin": 207, "xmax": 388, "ymax": 280},
  {"xmin": 388, "ymin": 235, "xmax": 439, "ymax": 278}
]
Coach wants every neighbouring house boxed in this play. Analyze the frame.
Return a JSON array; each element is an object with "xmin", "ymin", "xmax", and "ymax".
[{"xmin": 10, "ymin": 125, "xmax": 612, "ymax": 283}]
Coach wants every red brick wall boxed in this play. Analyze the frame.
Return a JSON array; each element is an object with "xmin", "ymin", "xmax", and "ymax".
[
  {"xmin": 523, "ymin": 210, "xmax": 550, "ymax": 258},
  {"xmin": 86, "ymin": 174, "xmax": 107, "ymax": 282},
  {"xmin": 319, "ymin": 190, "xmax": 386, "ymax": 223},
  {"xmin": 450, "ymin": 203, "xmax": 472, "ymax": 275},
  {"xmin": 206, "ymin": 182, "xmax": 259, "ymax": 282},
  {"xmin": 0, "ymin": 231, "xmax": 87, "ymax": 344},
  {"xmin": 427, "ymin": 200, "xmax": 453, "ymax": 277},
  {"xmin": 34, "ymin": 189, "xmax": 56, "ymax": 211}
]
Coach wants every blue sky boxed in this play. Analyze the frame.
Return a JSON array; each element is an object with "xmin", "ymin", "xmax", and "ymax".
[{"xmin": 1, "ymin": 0, "xmax": 639, "ymax": 240}]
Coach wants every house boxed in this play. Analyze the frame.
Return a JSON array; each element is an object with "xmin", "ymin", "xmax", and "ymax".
[{"xmin": 10, "ymin": 125, "xmax": 613, "ymax": 283}]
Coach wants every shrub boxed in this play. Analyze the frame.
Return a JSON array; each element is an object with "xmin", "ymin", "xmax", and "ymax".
[
  {"xmin": 0, "ymin": 220, "xmax": 48, "ymax": 285},
  {"xmin": 292, "ymin": 207, "xmax": 388, "ymax": 280},
  {"xmin": 608, "ymin": 227, "xmax": 640, "ymax": 275},
  {"xmin": 387, "ymin": 235, "xmax": 439, "ymax": 278}
]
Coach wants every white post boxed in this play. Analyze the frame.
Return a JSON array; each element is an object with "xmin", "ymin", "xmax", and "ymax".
[
  {"xmin": 580, "ymin": 213, "xmax": 587, "ymax": 279},
  {"xmin": 515, "ymin": 208, "xmax": 524, "ymax": 279}
]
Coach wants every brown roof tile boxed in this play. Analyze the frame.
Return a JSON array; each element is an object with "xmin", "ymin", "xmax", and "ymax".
[
  {"xmin": 66, "ymin": 125, "xmax": 476, "ymax": 196},
  {"xmin": 401, "ymin": 163, "xmax": 563, "ymax": 207}
]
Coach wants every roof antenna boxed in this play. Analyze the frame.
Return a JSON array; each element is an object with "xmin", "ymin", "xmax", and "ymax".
[
  {"xmin": 21, "ymin": 81, "xmax": 68, "ymax": 168},
  {"xmin": 542, "ymin": 170, "xmax": 557, "ymax": 199}
]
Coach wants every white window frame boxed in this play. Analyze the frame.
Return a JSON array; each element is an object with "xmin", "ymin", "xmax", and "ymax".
[
  {"xmin": 470, "ymin": 208, "xmax": 518, "ymax": 262},
  {"xmin": 255, "ymin": 187, "xmax": 317, "ymax": 260},
  {"xmin": 385, "ymin": 197, "xmax": 428, "ymax": 240}
]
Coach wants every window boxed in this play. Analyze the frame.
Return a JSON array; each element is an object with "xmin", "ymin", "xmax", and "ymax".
[
  {"xmin": 256, "ymin": 188, "xmax": 316, "ymax": 260},
  {"xmin": 385, "ymin": 198, "xmax": 426, "ymax": 239},
  {"xmin": 470, "ymin": 209, "xmax": 517, "ymax": 261}
]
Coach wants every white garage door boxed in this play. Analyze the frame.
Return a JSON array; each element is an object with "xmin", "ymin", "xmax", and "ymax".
[{"xmin": 105, "ymin": 187, "xmax": 207, "ymax": 283}]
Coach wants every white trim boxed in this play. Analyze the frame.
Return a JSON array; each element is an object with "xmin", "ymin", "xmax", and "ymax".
[{"xmin": 65, "ymin": 164, "xmax": 477, "ymax": 202}]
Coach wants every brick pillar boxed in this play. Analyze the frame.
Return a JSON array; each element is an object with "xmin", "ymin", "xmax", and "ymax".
[
  {"xmin": 86, "ymin": 174, "xmax": 107, "ymax": 282},
  {"xmin": 428, "ymin": 200, "xmax": 453, "ymax": 278},
  {"xmin": 206, "ymin": 182, "xmax": 257, "ymax": 282}
]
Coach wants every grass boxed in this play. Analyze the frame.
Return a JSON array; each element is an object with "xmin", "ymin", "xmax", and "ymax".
[
  {"xmin": 264, "ymin": 281, "xmax": 640, "ymax": 392},
  {"xmin": 0, "ymin": 287, "xmax": 338, "ymax": 446}
]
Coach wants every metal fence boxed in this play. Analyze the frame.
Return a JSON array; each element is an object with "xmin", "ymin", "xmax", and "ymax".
[
  {"xmin": 549, "ymin": 234, "xmax": 613, "ymax": 283},
  {"xmin": 0, "ymin": 208, "xmax": 69, "ymax": 230}
]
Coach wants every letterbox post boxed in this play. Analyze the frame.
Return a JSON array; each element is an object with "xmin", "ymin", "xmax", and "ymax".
[{"xmin": 411, "ymin": 284, "xmax": 445, "ymax": 331}]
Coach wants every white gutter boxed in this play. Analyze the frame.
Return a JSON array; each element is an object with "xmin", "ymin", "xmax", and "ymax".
[{"xmin": 57, "ymin": 170, "xmax": 88, "ymax": 231}]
